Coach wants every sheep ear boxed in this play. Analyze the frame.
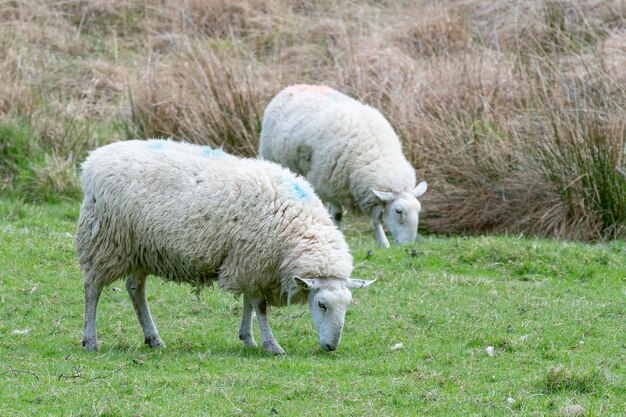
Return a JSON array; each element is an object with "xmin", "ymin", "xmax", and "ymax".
[
  {"xmin": 294, "ymin": 276, "xmax": 320, "ymax": 290},
  {"xmin": 413, "ymin": 181, "xmax": 427, "ymax": 198},
  {"xmin": 345, "ymin": 278, "xmax": 376, "ymax": 289},
  {"xmin": 371, "ymin": 189, "xmax": 395, "ymax": 202}
]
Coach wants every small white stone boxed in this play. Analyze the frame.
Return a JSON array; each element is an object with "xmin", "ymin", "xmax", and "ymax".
[
  {"xmin": 389, "ymin": 342, "xmax": 403, "ymax": 351},
  {"xmin": 520, "ymin": 334, "xmax": 529, "ymax": 341},
  {"xmin": 560, "ymin": 404, "xmax": 585, "ymax": 417},
  {"xmin": 11, "ymin": 328, "xmax": 29, "ymax": 335},
  {"xmin": 507, "ymin": 397, "xmax": 516, "ymax": 405},
  {"xmin": 485, "ymin": 346, "xmax": 495, "ymax": 356}
]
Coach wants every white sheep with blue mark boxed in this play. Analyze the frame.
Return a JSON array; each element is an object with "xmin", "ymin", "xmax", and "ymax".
[
  {"xmin": 259, "ymin": 84, "xmax": 428, "ymax": 248},
  {"xmin": 77, "ymin": 139, "xmax": 374, "ymax": 354}
]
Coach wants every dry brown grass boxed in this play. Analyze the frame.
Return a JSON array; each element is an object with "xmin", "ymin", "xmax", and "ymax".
[
  {"xmin": 127, "ymin": 46, "xmax": 274, "ymax": 155},
  {"xmin": 1, "ymin": 0, "xmax": 625, "ymax": 239}
]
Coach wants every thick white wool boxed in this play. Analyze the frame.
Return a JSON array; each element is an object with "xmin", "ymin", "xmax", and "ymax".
[
  {"xmin": 259, "ymin": 85, "xmax": 417, "ymax": 216},
  {"xmin": 76, "ymin": 139, "xmax": 353, "ymax": 307}
]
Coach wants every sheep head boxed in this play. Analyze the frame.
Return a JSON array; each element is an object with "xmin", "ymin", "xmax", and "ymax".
[
  {"xmin": 294, "ymin": 276, "xmax": 375, "ymax": 351},
  {"xmin": 372, "ymin": 181, "xmax": 427, "ymax": 245}
]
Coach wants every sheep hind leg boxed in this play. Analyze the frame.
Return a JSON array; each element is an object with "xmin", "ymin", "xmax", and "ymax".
[
  {"xmin": 248, "ymin": 296, "xmax": 284, "ymax": 355},
  {"xmin": 83, "ymin": 277, "xmax": 103, "ymax": 351},
  {"xmin": 329, "ymin": 203, "xmax": 344, "ymax": 229},
  {"xmin": 125, "ymin": 274, "xmax": 165, "ymax": 348},
  {"xmin": 238, "ymin": 294, "xmax": 257, "ymax": 347}
]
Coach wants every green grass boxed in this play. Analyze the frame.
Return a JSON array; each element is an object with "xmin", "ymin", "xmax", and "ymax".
[{"xmin": 1, "ymin": 198, "xmax": 624, "ymax": 416}]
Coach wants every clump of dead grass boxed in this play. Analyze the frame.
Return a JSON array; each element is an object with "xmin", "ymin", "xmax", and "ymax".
[
  {"xmin": 127, "ymin": 45, "xmax": 277, "ymax": 155},
  {"xmin": 544, "ymin": 365, "xmax": 605, "ymax": 394},
  {"xmin": 417, "ymin": 45, "xmax": 626, "ymax": 240}
]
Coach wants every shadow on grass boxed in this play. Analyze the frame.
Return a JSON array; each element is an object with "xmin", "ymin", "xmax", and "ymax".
[{"xmin": 75, "ymin": 338, "xmax": 344, "ymax": 361}]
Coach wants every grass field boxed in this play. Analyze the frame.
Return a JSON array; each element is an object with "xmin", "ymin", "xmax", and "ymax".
[{"xmin": 1, "ymin": 197, "xmax": 624, "ymax": 416}]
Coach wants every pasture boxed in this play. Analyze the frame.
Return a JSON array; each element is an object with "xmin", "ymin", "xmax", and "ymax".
[
  {"xmin": 1, "ymin": 197, "xmax": 624, "ymax": 416},
  {"xmin": 1, "ymin": 1, "xmax": 626, "ymax": 416}
]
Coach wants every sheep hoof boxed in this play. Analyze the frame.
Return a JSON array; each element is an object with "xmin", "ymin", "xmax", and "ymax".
[
  {"xmin": 82, "ymin": 339, "xmax": 99, "ymax": 351},
  {"xmin": 239, "ymin": 334, "xmax": 257, "ymax": 347},
  {"xmin": 145, "ymin": 336, "xmax": 166, "ymax": 349},
  {"xmin": 263, "ymin": 341, "xmax": 285, "ymax": 355}
]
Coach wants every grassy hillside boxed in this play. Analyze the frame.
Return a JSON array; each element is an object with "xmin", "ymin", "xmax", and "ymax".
[
  {"xmin": 1, "ymin": 198, "xmax": 624, "ymax": 415},
  {"xmin": 1, "ymin": 1, "xmax": 625, "ymax": 239}
]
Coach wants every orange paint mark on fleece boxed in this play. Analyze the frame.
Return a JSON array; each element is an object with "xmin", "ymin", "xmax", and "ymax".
[{"xmin": 283, "ymin": 84, "xmax": 333, "ymax": 96}]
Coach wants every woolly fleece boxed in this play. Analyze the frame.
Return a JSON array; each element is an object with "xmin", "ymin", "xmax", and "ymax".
[
  {"xmin": 76, "ymin": 139, "xmax": 353, "ymax": 307},
  {"xmin": 259, "ymin": 84, "xmax": 418, "ymax": 215}
]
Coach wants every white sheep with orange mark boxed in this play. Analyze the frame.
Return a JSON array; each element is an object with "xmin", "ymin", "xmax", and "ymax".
[{"xmin": 259, "ymin": 85, "xmax": 427, "ymax": 247}]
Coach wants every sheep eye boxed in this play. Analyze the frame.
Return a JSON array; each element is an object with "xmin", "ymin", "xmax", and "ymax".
[
  {"xmin": 395, "ymin": 207, "xmax": 402, "ymax": 214},
  {"xmin": 318, "ymin": 301, "xmax": 327, "ymax": 311}
]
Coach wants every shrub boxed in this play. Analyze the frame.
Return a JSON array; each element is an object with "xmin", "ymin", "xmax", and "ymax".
[{"xmin": 0, "ymin": 118, "xmax": 33, "ymax": 192}]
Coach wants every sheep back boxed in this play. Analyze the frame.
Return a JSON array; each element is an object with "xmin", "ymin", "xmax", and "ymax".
[{"xmin": 77, "ymin": 139, "xmax": 353, "ymax": 306}]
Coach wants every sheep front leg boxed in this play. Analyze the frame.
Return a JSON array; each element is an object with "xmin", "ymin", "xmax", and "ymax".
[
  {"xmin": 125, "ymin": 274, "xmax": 165, "ymax": 348},
  {"xmin": 373, "ymin": 220, "xmax": 390, "ymax": 248},
  {"xmin": 83, "ymin": 277, "xmax": 103, "ymax": 351},
  {"xmin": 248, "ymin": 296, "xmax": 285, "ymax": 355},
  {"xmin": 238, "ymin": 294, "xmax": 257, "ymax": 347}
]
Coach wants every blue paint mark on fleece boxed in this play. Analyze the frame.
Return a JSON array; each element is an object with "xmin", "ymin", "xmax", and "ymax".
[
  {"xmin": 146, "ymin": 141, "xmax": 165, "ymax": 151},
  {"xmin": 292, "ymin": 182, "xmax": 309, "ymax": 200},
  {"xmin": 202, "ymin": 146, "xmax": 226, "ymax": 158}
]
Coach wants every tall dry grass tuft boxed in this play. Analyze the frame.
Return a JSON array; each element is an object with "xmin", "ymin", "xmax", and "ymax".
[
  {"xmin": 527, "ymin": 60, "xmax": 626, "ymax": 239},
  {"xmin": 176, "ymin": 47, "xmax": 272, "ymax": 155},
  {"xmin": 128, "ymin": 46, "xmax": 276, "ymax": 155},
  {"xmin": 22, "ymin": 153, "xmax": 82, "ymax": 201},
  {"xmin": 418, "ymin": 47, "xmax": 626, "ymax": 240}
]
